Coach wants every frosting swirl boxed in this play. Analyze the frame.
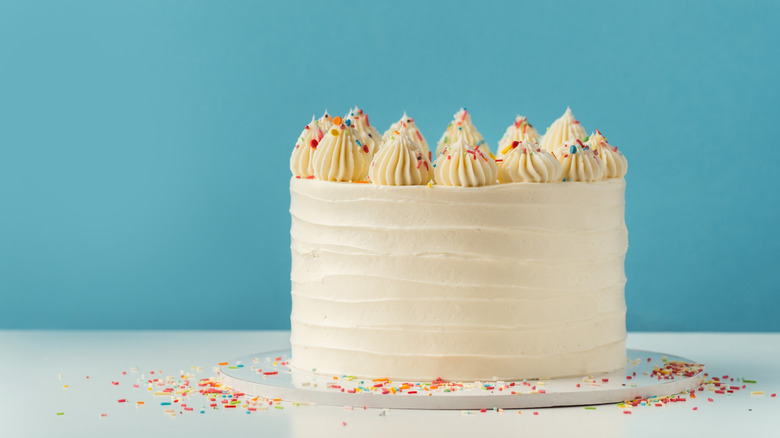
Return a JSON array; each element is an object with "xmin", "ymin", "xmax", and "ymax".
[
  {"xmin": 586, "ymin": 130, "xmax": 627, "ymax": 179},
  {"xmin": 347, "ymin": 107, "xmax": 382, "ymax": 158},
  {"xmin": 383, "ymin": 112, "xmax": 430, "ymax": 159},
  {"xmin": 369, "ymin": 126, "xmax": 433, "ymax": 186},
  {"xmin": 434, "ymin": 134, "xmax": 497, "ymax": 187},
  {"xmin": 498, "ymin": 140, "xmax": 562, "ymax": 183},
  {"xmin": 496, "ymin": 116, "xmax": 540, "ymax": 159},
  {"xmin": 540, "ymin": 107, "xmax": 587, "ymax": 153},
  {"xmin": 436, "ymin": 108, "xmax": 489, "ymax": 157},
  {"xmin": 317, "ymin": 110, "xmax": 333, "ymax": 132},
  {"xmin": 554, "ymin": 140, "xmax": 604, "ymax": 182},
  {"xmin": 290, "ymin": 115, "xmax": 325, "ymax": 178},
  {"xmin": 312, "ymin": 120, "xmax": 370, "ymax": 182}
]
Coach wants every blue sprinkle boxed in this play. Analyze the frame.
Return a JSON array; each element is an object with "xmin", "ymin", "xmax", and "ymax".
[
  {"xmin": 161, "ymin": 402, "xmax": 171, "ymax": 406},
  {"xmin": 570, "ymin": 144, "xmax": 577, "ymax": 154},
  {"xmin": 356, "ymin": 139, "xmax": 363, "ymax": 147},
  {"xmin": 237, "ymin": 364, "xmax": 244, "ymax": 368},
  {"xmin": 345, "ymin": 119, "xmax": 351, "ymax": 126},
  {"xmin": 563, "ymin": 178, "xmax": 567, "ymax": 182}
]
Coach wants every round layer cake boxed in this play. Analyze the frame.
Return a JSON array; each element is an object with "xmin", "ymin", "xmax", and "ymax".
[
  {"xmin": 288, "ymin": 107, "xmax": 628, "ymax": 381},
  {"xmin": 289, "ymin": 177, "xmax": 627, "ymax": 381}
]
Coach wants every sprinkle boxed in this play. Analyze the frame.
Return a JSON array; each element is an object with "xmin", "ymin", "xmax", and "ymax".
[
  {"xmin": 332, "ymin": 116, "xmax": 342, "ymax": 125},
  {"xmin": 743, "ymin": 379, "xmax": 757, "ymax": 384},
  {"xmin": 56, "ymin": 412, "xmax": 64, "ymax": 416},
  {"xmin": 344, "ymin": 119, "xmax": 351, "ymax": 126},
  {"xmin": 118, "ymin": 399, "xmax": 126, "ymax": 403},
  {"xmin": 570, "ymin": 145, "xmax": 577, "ymax": 154},
  {"xmin": 330, "ymin": 128, "xmax": 339, "ymax": 136},
  {"xmin": 751, "ymin": 391, "xmax": 765, "ymax": 396},
  {"xmin": 218, "ymin": 362, "xmax": 228, "ymax": 366},
  {"xmin": 309, "ymin": 139, "xmax": 318, "ymax": 149}
]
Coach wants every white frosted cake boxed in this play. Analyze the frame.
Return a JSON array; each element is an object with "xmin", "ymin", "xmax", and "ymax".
[{"xmin": 288, "ymin": 108, "xmax": 628, "ymax": 381}]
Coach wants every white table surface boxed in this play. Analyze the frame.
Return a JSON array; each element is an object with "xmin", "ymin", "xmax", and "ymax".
[{"xmin": 2, "ymin": 331, "xmax": 778, "ymax": 437}]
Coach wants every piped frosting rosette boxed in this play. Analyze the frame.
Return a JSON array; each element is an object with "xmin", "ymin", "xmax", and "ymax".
[
  {"xmin": 540, "ymin": 107, "xmax": 587, "ymax": 153},
  {"xmin": 434, "ymin": 134, "xmax": 497, "ymax": 187},
  {"xmin": 554, "ymin": 139, "xmax": 604, "ymax": 182},
  {"xmin": 496, "ymin": 116, "xmax": 540, "ymax": 160},
  {"xmin": 586, "ymin": 130, "xmax": 627, "ymax": 179},
  {"xmin": 290, "ymin": 115, "xmax": 326, "ymax": 178},
  {"xmin": 436, "ymin": 108, "xmax": 489, "ymax": 157},
  {"xmin": 369, "ymin": 126, "xmax": 433, "ymax": 185},
  {"xmin": 311, "ymin": 117, "xmax": 370, "ymax": 182},
  {"xmin": 383, "ymin": 112, "xmax": 430, "ymax": 160},
  {"xmin": 498, "ymin": 140, "xmax": 562, "ymax": 183},
  {"xmin": 347, "ymin": 107, "xmax": 382, "ymax": 158}
]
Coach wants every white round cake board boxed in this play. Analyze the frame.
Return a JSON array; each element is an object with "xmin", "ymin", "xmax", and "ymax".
[{"xmin": 219, "ymin": 349, "xmax": 703, "ymax": 410}]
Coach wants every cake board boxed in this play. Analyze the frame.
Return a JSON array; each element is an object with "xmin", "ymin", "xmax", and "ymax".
[{"xmin": 219, "ymin": 349, "xmax": 704, "ymax": 410}]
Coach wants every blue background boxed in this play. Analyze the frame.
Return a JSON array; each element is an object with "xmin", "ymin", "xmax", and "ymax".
[{"xmin": 1, "ymin": 0, "xmax": 778, "ymax": 331}]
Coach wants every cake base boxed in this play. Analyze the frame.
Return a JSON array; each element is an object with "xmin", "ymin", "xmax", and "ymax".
[{"xmin": 219, "ymin": 349, "xmax": 703, "ymax": 410}]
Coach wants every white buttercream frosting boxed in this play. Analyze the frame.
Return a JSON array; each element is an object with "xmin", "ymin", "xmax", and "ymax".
[
  {"xmin": 540, "ymin": 107, "xmax": 587, "ymax": 153},
  {"xmin": 369, "ymin": 126, "xmax": 433, "ymax": 186},
  {"xmin": 311, "ymin": 121, "xmax": 370, "ymax": 182},
  {"xmin": 434, "ymin": 135, "xmax": 498, "ymax": 187},
  {"xmin": 587, "ymin": 130, "xmax": 627, "ymax": 179},
  {"xmin": 496, "ymin": 116, "xmax": 540, "ymax": 159},
  {"xmin": 289, "ymin": 177, "xmax": 628, "ymax": 380},
  {"xmin": 498, "ymin": 140, "xmax": 562, "ymax": 183},
  {"xmin": 436, "ymin": 108, "xmax": 489, "ymax": 156},
  {"xmin": 555, "ymin": 140, "xmax": 604, "ymax": 182},
  {"xmin": 316, "ymin": 110, "xmax": 333, "ymax": 131},
  {"xmin": 290, "ymin": 116, "xmax": 325, "ymax": 178},
  {"xmin": 383, "ymin": 112, "xmax": 430, "ymax": 159},
  {"xmin": 347, "ymin": 107, "xmax": 382, "ymax": 158}
]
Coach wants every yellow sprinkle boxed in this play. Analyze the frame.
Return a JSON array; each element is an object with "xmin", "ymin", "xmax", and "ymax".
[
  {"xmin": 427, "ymin": 181, "xmax": 433, "ymax": 188},
  {"xmin": 751, "ymin": 391, "xmax": 765, "ymax": 396},
  {"xmin": 489, "ymin": 151, "xmax": 497, "ymax": 159},
  {"xmin": 501, "ymin": 144, "xmax": 513, "ymax": 155},
  {"xmin": 63, "ymin": 385, "xmax": 68, "ymax": 388},
  {"xmin": 330, "ymin": 128, "xmax": 339, "ymax": 136}
]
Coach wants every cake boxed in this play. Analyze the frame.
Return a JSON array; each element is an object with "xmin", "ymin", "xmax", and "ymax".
[{"xmin": 289, "ymin": 108, "xmax": 628, "ymax": 381}]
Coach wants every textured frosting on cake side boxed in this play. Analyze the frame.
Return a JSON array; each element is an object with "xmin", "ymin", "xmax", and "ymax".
[{"xmin": 289, "ymin": 177, "xmax": 628, "ymax": 381}]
